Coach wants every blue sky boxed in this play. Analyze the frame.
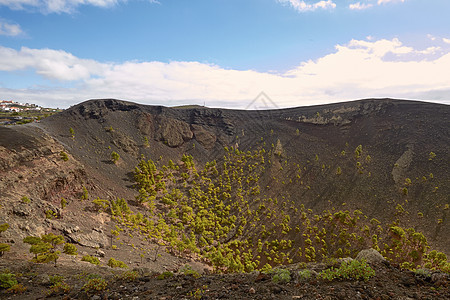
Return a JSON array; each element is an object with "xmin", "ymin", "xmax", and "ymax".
[{"xmin": 1, "ymin": 0, "xmax": 450, "ymax": 108}]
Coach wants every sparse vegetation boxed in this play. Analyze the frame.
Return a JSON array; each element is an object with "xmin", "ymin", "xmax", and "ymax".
[
  {"xmin": 81, "ymin": 186, "xmax": 89, "ymax": 200},
  {"xmin": 107, "ymin": 257, "xmax": 128, "ymax": 268},
  {"xmin": 0, "ymin": 271, "xmax": 17, "ymax": 289},
  {"xmin": 60, "ymin": 151, "xmax": 69, "ymax": 161},
  {"xmin": 270, "ymin": 268, "xmax": 291, "ymax": 283},
  {"xmin": 157, "ymin": 271, "xmax": 174, "ymax": 280},
  {"xmin": 81, "ymin": 255, "xmax": 100, "ymax": 265},
  {"xmin": 111, "ymin": 151, "xmax": 120, "ymax": 164},
  {"xmin": 69, "ymin": 127, "xmax": 75, "ymax": 138},
  {"xmin": 319, "ymin": 259, "xmax": 375, "ymax": 282},
  {"xmin": 82, "ymin": 277, "xmax": 107, "ymax": 293},
  {"xmin": 63, "ymin": 243, "xmax": 78, "ymax": 255}
]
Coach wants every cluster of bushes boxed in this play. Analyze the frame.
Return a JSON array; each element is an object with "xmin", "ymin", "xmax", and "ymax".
[{"xmin": 91, "ymin": 143, "xmax": 449, "ymax": 275}]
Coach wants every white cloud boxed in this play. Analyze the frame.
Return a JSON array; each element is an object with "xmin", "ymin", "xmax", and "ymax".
[
  {"xmin": 0, "ymin": 46, "xmax": 107, "ymax": 80},
  {"xmin": 277, "ymin": 0, "xmax": 336, "ymax": 12},
  {"xmin": 427, "ymin": 34, "xmax": 436, "ymax": 41},
  {"xmin": 348, "ymin": 0, "xmax": 408, "ymax": 11},
  {"xmin": 349, "ymin": 2, "xmax": 373, "ymax": 10},
  {"xmin": 0, "ymin": 0, "xmax": 126, "ymax": 13},
  {"xmin": 1, "ymin": 37, "xmax": 450, "ymax": 108},
  {"xmin": 443, "ymin": 38, "xmax": 450, "ymax": 45},
  {"xmin": 0, "ymin": 20, "xmax": 23, "ymax": 36},
  {"xmin": 377, "ymin": 0, "xmax": 406, "ymax": 4}
]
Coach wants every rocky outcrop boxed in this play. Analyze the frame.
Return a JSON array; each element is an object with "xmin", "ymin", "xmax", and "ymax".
[
  {"xmin": 156, "ymin": 117, "xmax": 193, "ymax": 147},
  {"xmin": 285, "ymin": 100, "xmax": 390, "ymax": 126},
  {"xmin": 191, "ymin": 124, "xmax": 216, "ymax": 149},
  {"xmin": 392, "ymin": 144, "xmax": 414, "ymax": 186},
  {"xmin": 111, "ymin": 131, "xmax": 138, "ymax": 155},
  {"xmin": 137, "ymin": 112, "xmax": 155, "ymax": 137},
  {"xmin": 68, "ymin": 229, "xmax": 108, "ymax": 249},
  {"xmin": 0, "ymin": 126, "xmax": 86, "ymax": 202},
  {"xmin": 191, "ymin": 109, "xmax": 235, "ymax": 136}
]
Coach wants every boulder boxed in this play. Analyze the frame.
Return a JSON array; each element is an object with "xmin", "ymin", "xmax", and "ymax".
[{"xmin": 355, "ymin": 248, "xmax": 386, "ymax": 264}]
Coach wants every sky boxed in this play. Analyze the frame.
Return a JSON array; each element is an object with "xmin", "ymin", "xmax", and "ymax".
[{"xmin": 1, "ymin": 0, "xmax": 450, "ymax": 109}]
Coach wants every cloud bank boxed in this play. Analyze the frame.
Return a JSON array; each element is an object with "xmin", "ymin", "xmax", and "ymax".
[
  {"xmin": 349, "ymin": 0, "xmax": 407, "ymax": 10},
  {"xmin": 1, "ymin": 37, "xmax": 450, "ymax": 108},
  {"xmin": 0, "ymin": 0, "xmax": 134, "ymax": 14},
  {"xmin": 277, "ymin": 0, "xmax": 336, "ymax": 12}
]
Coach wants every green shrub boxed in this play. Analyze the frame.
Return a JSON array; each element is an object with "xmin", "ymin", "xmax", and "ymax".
[
  {"xmin": 81, "ymin": 255, "xmax": 100, "ymax": 265},
  {"xmin": 0, "ymin": 223, "xmax": 9, "ymax": 234},
  {"xmin": 415, "ymin": 268, "xmax": 432, "ymax": 279},
  {"xmin": 60, "ymin": 151, "xmax": 69, "ymax": 161},
  {"xmin": 47, "ymin": 281, "xmax": 71, "ymax": 296},
  {"xmin": 298, "ymin": 269, "xmax": 312, "ymax": 281},
  {"xmin": 23, "ymin": 236, "xmax": 41, "ymax": 245},
  {"xmin": 81, "ymin": 186, "xmax": 89, "ymax": 200},
  {"xmin": 116, "ymin": 270, "xmax": 138, "ymax": 281},
  {"xmin": 180, "ymin": 265, "xmax": 200, "ymax": 278},
  {"xmin": 92, "ymin": 198, "xmax": 109, "ymax": 212},
  {"xmin": 270, "ymin": 268, "xmax": 291, "ymax": 284},
  {"xmin": 319, "ymin": 259, "xmax": 375, "ymax": 282},
  {"xmin": 61, "ymin": 198, "xmax": 67, "ymax": 209},
  {"xmin": 156, "ymin": 271, "xmax": 174, "ymax": 280},
  {"xmin": 0, "ymin": 244, "xmax": 11, "ymax": 256},
  {"xmin": 63, "ymin": 243, "xmax": 77, "ymax": 255},
  {"xmin": 21, "ymin": 196, "xmax": 30, "ymax": 203},
  {"xmin": 48, "ymin": 275, "xmax": 63, "ymax": 285},
  {"xmin": 45, "ymin": 209, "xmax": 57, "ymax": 219},
  {"xmin": 0, "ymin": 272, "xmax": 17, "ymax": 289},
  {"xmin": 7, "ymin": 283, "xmax": 26, "ymax": 294},
  {"xmin": 107, "ymin": 258, "xmax": 127, "ymax": 268},
  {"xmin": 82, "ymin": 278, "xmax": 107, "ymax": 293},
  {"xmin": 111, "ymin": 151, "xmax": 120, "ymax": 164}
]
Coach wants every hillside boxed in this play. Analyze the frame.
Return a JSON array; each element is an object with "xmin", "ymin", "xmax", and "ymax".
[{"xmin": 0, "ymin": 98, "xmax": 448, "ymax": 298}]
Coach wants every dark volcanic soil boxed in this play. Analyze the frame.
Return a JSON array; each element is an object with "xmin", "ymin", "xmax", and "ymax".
[{"xmin": 0, "ymin": 257, "xmax": 448, "ymax": 299}]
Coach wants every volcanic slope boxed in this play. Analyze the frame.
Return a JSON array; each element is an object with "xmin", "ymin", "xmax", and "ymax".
[
  {"xmin": 0, "ymin": 98, "xmax": 449, "ymax": 280},
  {"xmin": 38, "ymin": 99, "xmax": 449, "ymax": 240}
]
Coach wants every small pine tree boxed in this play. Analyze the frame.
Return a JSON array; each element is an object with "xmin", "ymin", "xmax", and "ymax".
[
  {"xmin": 429, "ymin": 152, "xmax": 436, "ymax": 161},
  {"xmin": 111, "ymin": 151, "xmax": 120, "ymax": 164},
  {"xmin": 60, "ymin": 151, "xmax": 69, "ymax": 161},
  {"xmin": 61, "ymin": 198, "xmax": 67, "ymax": 209},
  {"xmin": 81, "ymin": 186, "xmax": 89, "ymax": 200}
]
